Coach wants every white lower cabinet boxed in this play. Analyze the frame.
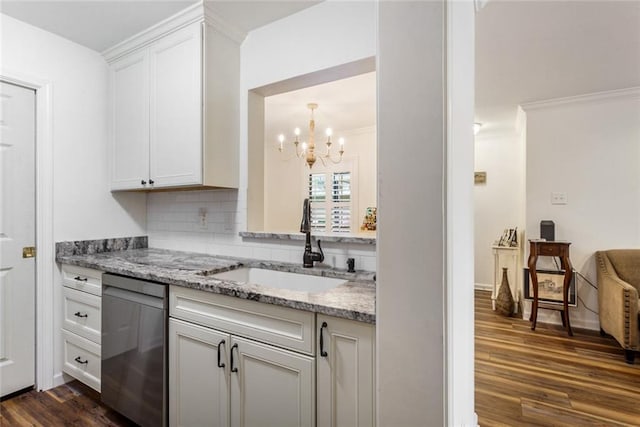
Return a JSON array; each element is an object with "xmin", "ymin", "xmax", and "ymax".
[
  {"xmin": 230, "ymin": 335, "xmax": 314, "ymax": 427},
  {"xmin": 316, "ymin": 315, "xmax": 376, "ymax": 427},
  {"xmin": 169, "ymin": 318, "xmax": 314, "ymax": 427},
  {"xmin": 60, "ymin": 264, "xmax": 103, "ymax": 392},
  {"xmin": 169, "ymin": 285, "xmax": 375, "ymax": 427},
  {"xmin": 170, "ymin": 319, "xmax": 229, "ymax": 427}
]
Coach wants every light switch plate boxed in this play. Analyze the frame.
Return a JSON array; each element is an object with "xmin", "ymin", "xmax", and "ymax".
[{"xmin": 551, "ymin": 192, "xmax": 567, "ymax": 205}]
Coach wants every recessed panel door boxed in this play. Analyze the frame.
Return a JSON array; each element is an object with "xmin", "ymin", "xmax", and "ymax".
[
  {"xmin": 230, "ymin": 335, "xmax": 315, "ymax": 427},
  {"xmin": 149, "ymin": 21, "xmax": 202, "ymax": 188},
  {"xmin": 110, "ymin": 50, "xmax": 150, "ymax": 190},
  {"xmin": 0, "ymin": 81, "xmax": 36, "ymax": 397}
]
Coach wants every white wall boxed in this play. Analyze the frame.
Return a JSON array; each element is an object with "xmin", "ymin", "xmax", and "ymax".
[
  {"xmin": 0, "ymin": 14, "xmax": 147, "ymax": 242},
  {"xmin": 523, "ymin": 89, "xmax": 640, "ymax": 330},
  {"xmin": 377, "ymin": 1, "xmax": 447, "ymax": 424},
  {"xmin": 148, "ymin": 1, "xmax": 376, "ymax": 267},
  {"xmin": 1, "ymin": 13, "xmax": 147, "ymax": 387},
  {"xmin": 264, "ymin": 126, "xmax": 377, "ymax": 233},
  {"xmin": 474, "ymin": 130, "xmax": 525, "ymax": 287}
]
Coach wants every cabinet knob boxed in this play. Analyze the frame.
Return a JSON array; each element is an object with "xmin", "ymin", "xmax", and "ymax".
[
  {"xmin": 149, "ymin": 179, "xmax": 155, "ymax": 185},
  {"xmin": 141, "ymin": 180, "xmax": 147, "ymax": 185}
]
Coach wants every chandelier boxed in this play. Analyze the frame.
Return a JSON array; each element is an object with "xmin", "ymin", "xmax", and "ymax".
[{"xmin": 277, "ymin": 103, "xmax": 345, "ymax": 169}]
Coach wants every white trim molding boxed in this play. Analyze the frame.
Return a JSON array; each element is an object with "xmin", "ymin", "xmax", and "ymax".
[
  {"xmin": 475, "ymin": 282, "xmax": 493, "ymax": 291},
  {"xmin": 0, "ymin": 70, "xmax": 55, "ymax": 392},
  {"xmin": 520, "ymin": 86, "xmax": 640, "ymax": 112},
  {"xmin": 102, "ymin": 1, "xmax": 246, "ymax": 63},
  {"xmin": 446, "ymin": 0, "xmax": 476, "ymax": 425}
]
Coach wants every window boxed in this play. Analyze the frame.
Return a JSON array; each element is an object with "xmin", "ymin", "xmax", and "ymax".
[{"xmin": 308, "ymin": 171, "xmax": 352, "ymax": 233}]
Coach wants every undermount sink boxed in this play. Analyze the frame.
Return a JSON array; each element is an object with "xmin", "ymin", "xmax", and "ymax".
[{"xmin": 210, "ymin": 268, "xmax": 347, "ymax": 293}]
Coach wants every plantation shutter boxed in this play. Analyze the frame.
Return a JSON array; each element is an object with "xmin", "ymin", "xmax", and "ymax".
[
  {"xmin": 331, "ymin": 172, "xmax": 351, "ymax": 233},
  {"xmin": 308, "ymin": 171, "xmax": 352, "ymax": 233},
  {"xmin": 308, "ymin": 173, "xmax": 326, "ymax": 231}
]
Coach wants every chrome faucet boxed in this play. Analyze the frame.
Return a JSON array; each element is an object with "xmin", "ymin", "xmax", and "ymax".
[{"xmin": 300, "ymin": 198, "xmax": 324, "ymax": 268}]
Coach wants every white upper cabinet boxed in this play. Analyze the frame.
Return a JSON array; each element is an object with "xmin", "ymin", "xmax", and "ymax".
[
  {"xmin": 149, "ymin": 23, "xmax": 202, "ymax": 188},
  {"xmin": 110, "ymin": 51, "xmax": 149, "ymax": 190},
  {"xmin": 105, "ymin": 3, "xmax": 242, "ymax": 191}
]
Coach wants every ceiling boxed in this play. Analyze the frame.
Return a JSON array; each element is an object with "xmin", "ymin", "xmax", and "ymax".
[
  {"xmin": 475, "ymin": 0, "xmax": 640, "ymax": 136},
  {"xmin": 2, "ymin": 1, "xmax": 637, "ymax": 136},
  {"xmin": 0, "ymin": 0, "xmax": 320, "ymax": 53},
  {"xmin": 264, "ymin": 72, "xmax": 376, "ymax": 147}
]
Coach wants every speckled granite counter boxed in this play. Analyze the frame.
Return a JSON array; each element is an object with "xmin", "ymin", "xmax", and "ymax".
[{"xmin": 56, "ymin": 248, "xmax": 376, "ymax": 324}]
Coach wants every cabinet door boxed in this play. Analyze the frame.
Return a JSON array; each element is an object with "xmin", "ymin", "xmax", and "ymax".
[
  {"xmin": 169, "ymin": 319, "xmax": 230, "ymax": 427},
  {"xmin": 317, "ymin": 315, "xmax": 375, "ymax": 427},
  {"xmin": 110, "ymin": 50, "xmax": 149, "ymax": 190},
  {"xmin": 230, "ymin": 336, "xmax": 315, "ymax": 427},
  {"xmin": 149, "ymin": 22, "xmax": 203, "ymax": 188}
]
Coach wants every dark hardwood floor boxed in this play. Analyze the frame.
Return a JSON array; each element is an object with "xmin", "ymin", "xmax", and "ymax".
[
  {"xmin": 475, "ymin": 290, "xmax": 640, "ymax": 426},
  {"xmin": 2, "ymin": 291, "xmax": 638, "ymax": 426},
  {"xmin": 0, "ymin": 381, "xmax": 135, "ymax": 427}
]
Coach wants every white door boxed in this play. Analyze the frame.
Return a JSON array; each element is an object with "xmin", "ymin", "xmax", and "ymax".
[
  {"xmin": 230, "ymin": 335, "xmax": 315, "ymax": 427},
  {"xmin": 149, "ymin": 21, "xmax": 202, "ymax": 188},
  {"xmin": 317, "ymin": 315, "xmax": 375, "ymax": 427},
  {"xmin": 169, "ymin": 319, "xmax": 230, "ymax": 427},
  {"xmin": 110, "ymin": 50, "xmax": 150, "ymax": 190},
  {"xmin": 0, "ymin": 81, "xmax": 36, "ymax": 397}
]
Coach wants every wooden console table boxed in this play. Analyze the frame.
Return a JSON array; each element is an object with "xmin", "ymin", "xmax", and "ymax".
[{"xmin": 527, "ymin": 240, "xmax": 573, "ymax": 336}]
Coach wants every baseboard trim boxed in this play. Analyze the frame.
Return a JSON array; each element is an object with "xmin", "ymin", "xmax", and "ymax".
[
  {"xmin": 475, "ymin": 282, "xmax": 493, "ymax": 291},
  {"xmin": 51, "ymin": 372, "xmax": 70, "ymax": 389}
]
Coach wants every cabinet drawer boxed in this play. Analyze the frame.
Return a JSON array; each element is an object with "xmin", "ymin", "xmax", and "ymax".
[
  {"xmin": 538, "ymin": 245, "xmax": 560, "ymax": 256},
  {"xmin": 63, "ymin": 287, "xmax": 101, "ymax": 344},
  {"xmin": 62, "ymin": 330, "xmax": 101, "ymax": 392},
  {"xmin": 62, "ymin": 265, "xmax": 103, "ymax": 296},
  {"xmin": 170, "ymin": 286, "xmax": 315, "ymax": 355}
]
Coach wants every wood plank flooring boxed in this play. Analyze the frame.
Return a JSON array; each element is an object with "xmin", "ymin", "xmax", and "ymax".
[
  {"xmin": 475, "ymin": 290, "xmax": 640, "ymax": 426},
  {"xmin": 2, "ymin": 291, "xmax": 638, "ymax": 426},
  {"xmin": 0, "ymin": 381, "xmax": 135, "ymax": 426}
]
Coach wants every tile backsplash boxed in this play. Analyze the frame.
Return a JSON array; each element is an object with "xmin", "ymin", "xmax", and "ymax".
[{"xmin": 147, "ymin": 190, "xmax": 377, "ymax": 272}]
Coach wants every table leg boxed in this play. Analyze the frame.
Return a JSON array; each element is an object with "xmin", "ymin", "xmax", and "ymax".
[
  {"xmin": 562, "ymin": 254, "xmax": 573, "ymax": 336},
  {"xmin": 528, "ymin": 253, "xmax": 538, "ymax": 331}
]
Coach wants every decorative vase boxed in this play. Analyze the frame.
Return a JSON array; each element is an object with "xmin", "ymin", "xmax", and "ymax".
[{"xmin": 496, "ymin": 267, "xmax": 515, "ymax": 316}]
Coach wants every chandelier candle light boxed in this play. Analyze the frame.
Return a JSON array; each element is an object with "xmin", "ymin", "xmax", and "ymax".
[{"xmin": 277, "ymin": 103, "xmax": 345, "ymax": 169}]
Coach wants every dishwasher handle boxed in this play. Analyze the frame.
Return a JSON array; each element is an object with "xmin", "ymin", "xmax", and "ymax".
[{"xmin": 103, "ymin": 285, "xmax": 165, "ymax": 310}]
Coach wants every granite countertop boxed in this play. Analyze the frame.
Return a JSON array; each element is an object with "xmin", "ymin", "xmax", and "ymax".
[{"xmin": 57, "ymin": 248, "xmax": 376, "ymax": 324}]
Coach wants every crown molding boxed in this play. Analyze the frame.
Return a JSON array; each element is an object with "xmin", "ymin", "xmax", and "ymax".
[
  {"xmin": 102, "ymin": 1, "xmax": 246, "ymax": 63},
  {"xmin": 520, "ymin": 87, "xmax": 640, "ymax": 112}
]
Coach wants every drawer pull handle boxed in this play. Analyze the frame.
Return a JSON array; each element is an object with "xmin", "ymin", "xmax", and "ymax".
[
  {"xmin": 320, "ymin": 321, "xmax": 328, "ymax": 357},
  {"xmin": 74, "ymin": 276, "xmax": 88, "ymax": 282},
  {"xmin": 74, "ymin": 312, "xmax": 88, "ymax": 318},
  {"xmin": 230, "ymin": 343, "xmax": 238, "ymax": 373},
  {"xmin": 74, "ymin": 356, "xmax": 88, "ymax": 365},
  {"xmin": 217, "ymin": 339, "xmax": 226, "ymax": 369}
]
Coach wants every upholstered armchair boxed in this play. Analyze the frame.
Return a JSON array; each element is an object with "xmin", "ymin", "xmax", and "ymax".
[{"xmin": 596, "ymin": 250, "xmax": 640, "ymax": 364}]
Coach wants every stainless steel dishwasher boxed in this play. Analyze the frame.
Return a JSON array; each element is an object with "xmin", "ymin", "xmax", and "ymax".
[{"xmin": 101, "ymin": 273, "xmax": 167, "ymax": 427}]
